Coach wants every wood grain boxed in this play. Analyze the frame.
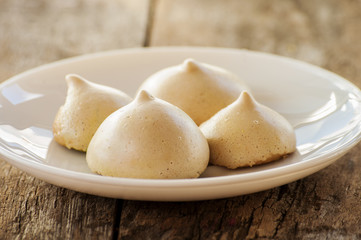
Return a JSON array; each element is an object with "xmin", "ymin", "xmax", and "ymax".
[
  {"xmin": 0, "ymin": 0, "xmax": 149, "ymax": 239},
  {"xmin": 0, "ymin": 0, "xmax": 149, "ymax": 80},
  {"xmin": 1, "ymin": 162, "xmax": 117, "ymax": 239},
  {"xmin": 2, "ymin": 0, "xmax": 361, "ymax": 239},
  {"xmin": 150, "ymin": 0, "xmax": 361, "ymax": 88},
  {"xmin": 118, "ymin": 0, "xmax": 361, "ymax": 239}
]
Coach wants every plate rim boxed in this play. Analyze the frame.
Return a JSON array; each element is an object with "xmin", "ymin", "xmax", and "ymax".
[{"xmin": 1, "ymin": 46, "xmax": 361, "ymax": 198}]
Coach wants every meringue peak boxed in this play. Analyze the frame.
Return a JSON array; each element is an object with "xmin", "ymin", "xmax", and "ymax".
[
  {"xmin": 65, "ymin": 74, "xmax": 88, "ymax": 87},
  {"xmin": 236, "ymin": 91, "xmax": 257, "ymax": 110},
  {"xmin": 135, "ymin": 90, "xmax": 155, "ymax": 103},
  {"xmin": 182, "ymin": 58, "xmax": 199, "ymax": 72}
]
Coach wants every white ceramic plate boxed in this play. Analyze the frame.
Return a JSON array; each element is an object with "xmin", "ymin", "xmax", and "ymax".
[{"xmin": 1, "ymin": 47, "xmax": 361, "ymax": 201}]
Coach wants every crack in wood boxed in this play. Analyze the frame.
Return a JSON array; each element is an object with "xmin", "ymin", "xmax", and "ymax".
[
  {"xmin": 143, "ymin": 0, "xmax": 157, "ymax": 47},
  {"xmin": 272, "ymin": 182, "xmax": 300, "ymax": 239},
  {"xmin": 244, "ymin": 202, "xmax": 256, "ymax": 238},
  {"xmin": 112, "ymin": 199, "xmax": 123, "ymax": 240},
  {"xmin": 2, "ymin": 0, "xmax": 361, "ymax": 239},
  {"xmin": 216, "ymin": 200, "xmax": 230, "ymax": 232}
]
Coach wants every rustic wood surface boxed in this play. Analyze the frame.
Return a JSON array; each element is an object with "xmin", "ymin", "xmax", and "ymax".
[{"xmin": 1, "ymin": 0, "xmax": 361, "ymax": 239}]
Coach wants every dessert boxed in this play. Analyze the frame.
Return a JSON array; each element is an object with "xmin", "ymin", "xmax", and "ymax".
[
  {"xmin": 200, "ymin": 91, "xmax": 296, "ymax": 168},
  {"xmin": 138, "ymin": 58, "xmax": 249, "ymax": 125},
  {"xmin": 86, "ymin": 90, "xmax": 210, "ymax": 179},
  {"xmin": 53, "ymin": 74, "xmax": 132, "ymax": 152}
]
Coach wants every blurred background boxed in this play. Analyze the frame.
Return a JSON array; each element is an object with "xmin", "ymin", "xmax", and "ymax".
[
  {"xmin": 2, "ymin": 0, "xmax": 361, "ymax": 239},
  {"xmin": 1, "ymin": 0, "xmax": 360, "ymax": 85}
]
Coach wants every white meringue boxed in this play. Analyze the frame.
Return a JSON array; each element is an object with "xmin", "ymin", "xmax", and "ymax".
[
  {"xmin": 200, "ymin": 91, "xmax": 296, "ymax": 168},
  {"xmin": 86, "ymin": 90, "xmax": 210, "ymax": 179},
  {"xmin": 53, "ymin": 74, "xmax": 132, "ymax": 152},
  {"xmin": 138, "ymin": 58, "xmax": 249, "ymax": 125}
]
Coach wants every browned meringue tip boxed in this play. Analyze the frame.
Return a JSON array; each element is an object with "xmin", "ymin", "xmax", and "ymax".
[
  {"xmin": 65, "ymin": 74, "xmax": 88, "ymax": 86},
  {"xmin": 182, "ymin": 58, "xmax": 199, "ymax": 72},
  {"xmin": 135, "ymin": 89, "xmax": 155, "ymax": 103},
  {"xmin": 235, "ymin": 91, "xmax": 257, "ymax": 109}
]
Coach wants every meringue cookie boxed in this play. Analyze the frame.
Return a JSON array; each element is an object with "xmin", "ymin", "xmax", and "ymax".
[
  {"xmin": 86, "ymin": 90, "xmax": 210, "ymax": 179},
  {"xmin": 53, "ymin": 74, "xmax": 132, "ymax": 152},
  {"xmin": 200, "ymin": 91, "xmax": 296, "ymax": 168},
  {"xmin": 138, "ymin": 58, "xmax": 249, "ymax": 125}
]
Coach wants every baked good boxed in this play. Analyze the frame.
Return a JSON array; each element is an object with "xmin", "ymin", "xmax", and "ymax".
[
  {"xmin": 199, "ymin": 91, "xmax": 296, "ymax": 168},
  {"xmin": 138, "ymin": 58, "xmax": 249, "ymax": 125},
  {"xmin": 53, "ymin": 74, "xmax": 132, "ymax": 152},
  {"xmin": 86, "ymin": 90, "xmax": 210, "ymax": 179}
]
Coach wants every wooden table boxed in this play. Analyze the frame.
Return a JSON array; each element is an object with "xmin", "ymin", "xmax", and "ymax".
[{"xmin": 1, "ymin": 0, "xmax": 361, "ymax": 239}]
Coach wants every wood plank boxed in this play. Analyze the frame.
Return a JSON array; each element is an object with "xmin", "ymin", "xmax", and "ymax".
[
  {"xmin": 150, "ymin": 0, "xmax": 361, "ymax": 85},
  {"xmin": 2, "ymin": 0, "xmax": 361, "ymax": 239},
  {"xmin": 0, "ymin": 0, "xmax": 149, "ymax": 239},
  {"xmin": 117, "ymin": 0, "xmax": 361, "ymax": 239},
  {"xmin": 0, "ymin": 161, "xmax": 117, "ymax": 239},
  {"xmin": 0, "ymin": 0, "xmax": 149, "ymax": 81}
]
